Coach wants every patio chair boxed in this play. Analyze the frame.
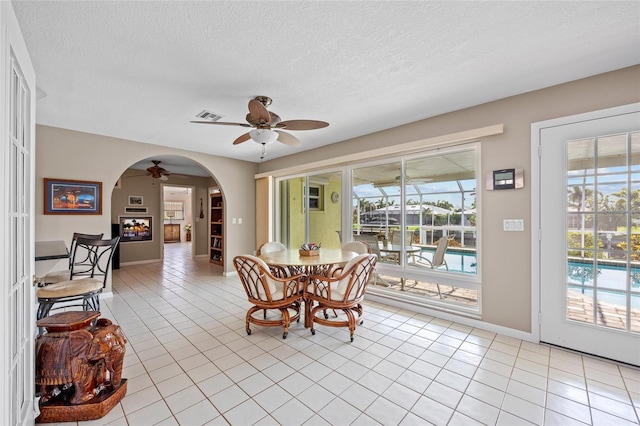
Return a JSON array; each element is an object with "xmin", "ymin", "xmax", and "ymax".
[
  {"xmin": 37, "ymin": 236, "xmax": 120, "ymax": 320},
  {"xmin": 306, "ymin": 253, "xmax": 377, "ymax": 341},
  {"xmin": 413, "ymin": 237, "xmax": 450, "ymax": 298},
  {"xmin": 42, "ymin": 232, "xmax": 104, "ymax": 284},
  {"xmin": 233, "ymin": 255, "xmax": 304, "ymax": 339},
  {"xmin": 391, "ymin": 230, "xmax": 417, "ymax": 245}
]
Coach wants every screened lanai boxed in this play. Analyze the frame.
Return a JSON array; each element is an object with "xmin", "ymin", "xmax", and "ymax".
[{"xmin": 352, "ymin": 151, "xmax": 477, "ymax": 249}]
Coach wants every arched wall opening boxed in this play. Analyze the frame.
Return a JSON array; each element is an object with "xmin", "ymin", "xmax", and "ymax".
[{"xmin": 111, "ymin": 155, "xmax": 224, "ymax": 270}]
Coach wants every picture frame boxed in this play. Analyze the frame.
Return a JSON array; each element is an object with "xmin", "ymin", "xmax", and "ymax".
[
  {"xmin": 128, "ymin": 195, "xmax": 143, "ymax": 206},
  {"xmin": 119, "ymin": 216, "xmax": 153, "ymax": 242},
  {"xmin": 125, "ymin": 207, "xmax": 148, "ymax": 213},
  {"xmin": 44, "ymin": 178, "xmax": 102, "ymax": 215}
]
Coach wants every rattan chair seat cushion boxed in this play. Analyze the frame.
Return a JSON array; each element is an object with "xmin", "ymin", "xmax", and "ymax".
[{"xmin": 37, "ymin": 278, "xmax": 103, "ymax": 298}]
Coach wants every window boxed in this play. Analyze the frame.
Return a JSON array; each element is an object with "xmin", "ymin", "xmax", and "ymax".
[
  {"xmin": 275, "ymin": 144, "xmax": 480, "ymax": 313},
  {"xmin": 308, "ymin": 184, "xmax": 323, "ymax": 210},
  {"xmin": 350, "ymin": 146, "xmax": 480, "ymax": 310},
  {"xmin": 164, "ymin": 201, "xmax": 184, "ymax": 220}
]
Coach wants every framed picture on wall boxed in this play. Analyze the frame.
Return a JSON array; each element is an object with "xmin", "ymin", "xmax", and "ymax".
[
  {"xmin": 128, "ymin": 195, "xmax": 143, "ymax": 206},
  {"xmin": 44, "ymin": 178, "xmax": 102, "ymax": 215},
  {"xmin": 119, "ymin": 216, "xmax": 153, "ymax": 242}
]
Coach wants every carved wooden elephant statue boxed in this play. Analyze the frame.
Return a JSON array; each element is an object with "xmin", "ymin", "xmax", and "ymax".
[{"xmin": 36, "ymin": 318, "xmax": 127, "ymax": 405}]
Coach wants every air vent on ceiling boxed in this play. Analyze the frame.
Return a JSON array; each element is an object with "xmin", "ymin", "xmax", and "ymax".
[{"xmin": 196, "ymin": 110, "xmax": 223, "ymax": 121}]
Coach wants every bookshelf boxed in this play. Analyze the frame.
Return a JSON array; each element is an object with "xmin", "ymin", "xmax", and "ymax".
[{"xmin": 210, "ymin": 192, "xmax": 223, "ymax": 265}]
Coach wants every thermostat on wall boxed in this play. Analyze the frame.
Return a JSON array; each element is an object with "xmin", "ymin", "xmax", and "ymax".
[{"xmin": 486, "ymin": 168, "xmax": 524, "ymax": 190}]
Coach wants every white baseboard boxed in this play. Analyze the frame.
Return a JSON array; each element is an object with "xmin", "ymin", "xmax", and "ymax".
[
  {"xmin": 366, "ymin": 293, "xmax": 535, "ymax": 343},
  {"xmin": 120, "ymin": 259, "xmax": 161, "ymax": 266}
]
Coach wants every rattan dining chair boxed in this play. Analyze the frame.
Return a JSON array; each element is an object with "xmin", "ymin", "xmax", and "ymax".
[
  {"xmin": 306, "ymin": 253, "xmax": 377, "ymax": 341},
  {"xmin": 341, "ymin": 241, "xmax": 371, "ymax": 255},
  {"xmin": 256, "ymin": 241, "xmax": 287, "ymax": 255},
  {"xmin": 256, "ymin": 241, "xmax": 291, "ymax": 277},
  {"xmin": 329, "ymin": 241, "xmax": 372, "ymax": 277},
  {"xmin": 233, "ymin": 255, "xmax": 305, "ymax": 339}
]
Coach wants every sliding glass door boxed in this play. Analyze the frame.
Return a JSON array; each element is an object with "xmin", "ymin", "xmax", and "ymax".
[
  {"xmin": 278, "ymin": 171, "xmax": 342, "ymax": 250},
  {"xmin": 275, "ymin": 143, "xmax": 480, "ymax": 312}
]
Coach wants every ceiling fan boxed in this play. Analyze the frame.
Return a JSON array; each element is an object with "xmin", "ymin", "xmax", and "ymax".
[
  {"xmin": 128, "ymin": 160, "xmax": 190, "ymax": 181},
  {"xmin": 191, "ymin": 96, "xmax": 329, "ymax": 159},
  {"xmin": 146, "ymin": 160, "xmax": 172, "ymax": 180}
]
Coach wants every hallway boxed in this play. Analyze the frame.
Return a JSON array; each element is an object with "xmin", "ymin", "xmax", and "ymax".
[{"xmin": 80, "ymin": 243, "xmax": 640, "ymax": 425}]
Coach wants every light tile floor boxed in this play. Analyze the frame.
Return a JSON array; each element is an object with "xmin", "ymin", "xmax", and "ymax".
[{"xmin": 44, "ymin": 243, "xmax": 640, "ymax": 425}]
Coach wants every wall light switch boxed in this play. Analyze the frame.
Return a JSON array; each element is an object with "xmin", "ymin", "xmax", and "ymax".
[
  {"xmin": 503, "ymin": 219, "xmax": 524, "ymax": 231},
  {"xmin": 232, "ymin": 217, "xmax": 237, "ymax": 224},
  {"xmin": 238, "ymin": 218, "xmax": 242, "ymax": 224}
]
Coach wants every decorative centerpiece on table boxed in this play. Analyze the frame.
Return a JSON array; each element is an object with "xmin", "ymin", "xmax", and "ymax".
[{"xmin": 299, "ymin": 242, "xmax": 321, "ymax": 256}]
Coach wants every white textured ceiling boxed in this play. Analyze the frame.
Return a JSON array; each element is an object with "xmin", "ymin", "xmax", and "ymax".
[{"xmin": 11, "ymin": 1, "xmax": 640, "ymax": 165}]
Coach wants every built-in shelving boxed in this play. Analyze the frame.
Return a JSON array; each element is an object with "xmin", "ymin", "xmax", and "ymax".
[{"xmin": 210, "ymin": 192, "xmax": 223, "ymax": 265}]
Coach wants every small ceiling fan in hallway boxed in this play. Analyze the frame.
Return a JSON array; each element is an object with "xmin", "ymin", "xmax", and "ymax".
[{"xmin": 127, "ymin": 160, "xmax": 191, "ymax": 182}]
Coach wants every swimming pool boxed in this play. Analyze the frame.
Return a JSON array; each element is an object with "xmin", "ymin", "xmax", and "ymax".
[
  {"xmin": 413, "ymin": 251, "xmax": 640, "ymax": 288},
  {"xmin": 567, "ymin": 260, "xmax": 640, "ymax": 290}
]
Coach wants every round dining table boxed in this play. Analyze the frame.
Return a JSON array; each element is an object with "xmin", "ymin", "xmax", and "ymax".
[
  {"xmin": 258, "ymin": 248, "xmax": 359, "ymax": 328},
  {"xmin": 258, "ymin": 248, "xmax": 358, "ymax": 276}
]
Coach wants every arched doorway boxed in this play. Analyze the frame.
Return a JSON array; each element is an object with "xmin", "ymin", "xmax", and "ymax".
[{"xmin": 112, "ymin": 155, "xmax": 222, "ymax": 268}]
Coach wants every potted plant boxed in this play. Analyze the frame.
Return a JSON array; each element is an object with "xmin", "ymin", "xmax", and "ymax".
[{"xmin": 185, "ymin": 224, "xmax": 192, "ymax": 241}]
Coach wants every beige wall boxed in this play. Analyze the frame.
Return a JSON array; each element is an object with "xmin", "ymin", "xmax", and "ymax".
[
  {"xmin": 257, "ymin": 65, "xmax": 640, "ymax": 333},
  {"xmin": 35, "ymin": 125, "xmax": 258, "ymax": 290}
]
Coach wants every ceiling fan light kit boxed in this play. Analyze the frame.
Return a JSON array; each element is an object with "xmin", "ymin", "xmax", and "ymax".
[
  {"xmin": 191, "ymin": 96, "xmax": 329, "ymax": 159},
  {"xmin": 249, "ymin": 128, "xmax": 278, "ymax": 145}
]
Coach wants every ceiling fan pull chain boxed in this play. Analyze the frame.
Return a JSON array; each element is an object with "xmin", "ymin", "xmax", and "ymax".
[{"xmin": 260, "ymin": 143, "xmax": 267, "ymax": 160}]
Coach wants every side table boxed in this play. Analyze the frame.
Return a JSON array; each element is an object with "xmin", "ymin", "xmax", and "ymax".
[{"xmin": 35, "ymin": 311, "xmax": 128, "ymax": 423}]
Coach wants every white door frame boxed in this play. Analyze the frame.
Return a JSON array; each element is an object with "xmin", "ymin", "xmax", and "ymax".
[{"xmin": 531, "ymin": 103, "xmax": 640, "ymax": 361}]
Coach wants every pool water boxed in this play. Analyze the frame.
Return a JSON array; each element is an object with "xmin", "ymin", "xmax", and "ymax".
[
  {"xmin": 414, "ymin": 250, "xmax": 640, "ymax": 288},
  {"xmin": 413, "ymin": 248, "xmax": 477, "ymax": 275},
  {"xmin": 567, "ymin": 261, "xmax": 640, "ymax": 291}
]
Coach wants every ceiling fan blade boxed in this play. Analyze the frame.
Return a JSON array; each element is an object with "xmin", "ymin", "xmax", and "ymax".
[
  {"xmin": 233, "ymin": 132, "xmax": 252, "ymax": 145},
  {"xmin": 278, "ymin": 119, "xmax": 329, "ymax": 130},
  {"xmin": 247, "ymin": 99, "xmax": 271, "ymax": 125},
  {"xmin": 275, "ymin": 130, "xmax": 301, "ymax": 147},
  {"xmin": 190, "ymin": 120, "xmax": 251, "ymax": 128}
]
